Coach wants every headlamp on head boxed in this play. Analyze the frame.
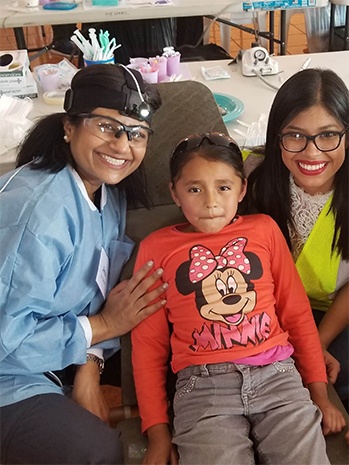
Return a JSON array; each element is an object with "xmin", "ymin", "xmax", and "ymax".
[
  {"xmin": 63, "ymin": 64, "xmax": 153, "ymax": 124},
  {"xmin": 121, "ymin": 67, "xmax": 152, "ymax": 123}
]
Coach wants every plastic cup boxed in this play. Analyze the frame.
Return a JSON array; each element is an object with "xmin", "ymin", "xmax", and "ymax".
[
  {"xmin": 129, "ymin": 57, "xmax": 149, "ymax": 67},
  {"xmin": 37, "ymin": 67, "xmax": 60, "ymax": 92},
  {"xmin": 83, "ymin": 56, "xmax": 115, "ymax": 67},
  {"xmin": 140, "ymin": 68, "xmax": 159, "ymax": 84},
  {"xmin": 166, "ymin": 53, "xmax": 181, "ymax": 77},
  {"xmin": 149, "ymin": 56, "xmax": 167, "ymax": 82}
]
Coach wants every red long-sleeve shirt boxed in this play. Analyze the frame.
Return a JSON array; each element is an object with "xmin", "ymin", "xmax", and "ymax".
[{"xmin": 132, "ymin": 214, "xmax": 327, "ymax": 433}]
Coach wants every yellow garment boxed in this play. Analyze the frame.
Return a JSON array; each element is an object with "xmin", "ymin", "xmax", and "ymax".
[
  {"xmin": 295, "ymin": 196, "xmax": 340, "ymax": 311},
  {"xmin": 242, "ymin": 149, "xmax": 252, "ymax": 161}
]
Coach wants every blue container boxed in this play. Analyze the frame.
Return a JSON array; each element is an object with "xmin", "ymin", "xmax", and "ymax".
[
  {"xmin": 92, "ymin": 0, "xmax": 118, "ymax": 5},
  {"xmin": 83, "ymin": 57, "xmax": 115, "ymax": 66}
]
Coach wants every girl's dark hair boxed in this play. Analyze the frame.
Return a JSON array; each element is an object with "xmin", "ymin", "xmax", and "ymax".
[
  {"xmin": 246, "ymin": 68, "xmax": 349, "ymax": 260},
  {"xmin": 170, "ymin": 138, "xmax": 246, "ymax": 183},
  {"xmin": 16, "ymin": 64, "xmax": 161, "ymax": 208}
]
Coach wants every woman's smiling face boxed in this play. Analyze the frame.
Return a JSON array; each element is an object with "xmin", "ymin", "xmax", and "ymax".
[
  {"xmin": 63, "ymin": 108, "xmax": 150, "ymax": 200},
  {"xmin": 280, "ymin": 104, "xmax": 346, "ymax": 195}
]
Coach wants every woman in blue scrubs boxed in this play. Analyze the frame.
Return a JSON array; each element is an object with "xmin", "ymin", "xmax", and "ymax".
[{"xmin": 0, "ymin": 64, "xmax": 165, "ymax": 464}]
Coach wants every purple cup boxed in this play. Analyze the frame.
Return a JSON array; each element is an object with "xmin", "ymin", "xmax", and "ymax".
[
  {"xmin": 166, "ymin": 53, "xmax": 181, "ymax": 77},
  {"xmin": 149, "ymin": 56, "xmax": 167, "ymax": 82}
]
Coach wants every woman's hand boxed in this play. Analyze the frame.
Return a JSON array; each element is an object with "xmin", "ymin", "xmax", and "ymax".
[
  {"xmin": 323, "ymin": 349, "xmax": 341, "ymax": 384},
  {"xmin": 72, "ymin": 361, "xmax": 110, "ymax": 424},
  {"xmin": 142, "ymin": 424, "xmax": 178, "ymax": 465},
  {"xmin": 89, "ymin": 261, "xmax": 168, "ymax": 345}
]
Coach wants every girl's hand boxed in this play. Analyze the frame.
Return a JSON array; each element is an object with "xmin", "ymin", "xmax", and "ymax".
[
  {"xmin": 142, "ymin": 443, "xmax": 178, "ymax": 465},
  {"xmin": 142, "ymin": 424, "xmax": 178, "ymax": 465},
  {"xmin": 308, "ymin": 382, "xmax": 346, "ymax": 435},
  {"xmin": 72, "ymin": 362, "xmax": 110, "ymax": 424},
  {"xmin": 89, "ymin": 261, "xmax": 168, "ymax": 344},
  {"xmin": 320, "ymin": 400, "xmax": 346, "ymax": 436}
]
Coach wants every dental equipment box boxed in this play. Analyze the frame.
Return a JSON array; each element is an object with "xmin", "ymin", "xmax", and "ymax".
[
  {"xmin": 0, "ymin": 50, "xmax": 29, "ymax": 79},
  {"xmin": 241, "ymin": 47, "xmax": 279, "ymax": 77},
  {"xmin": 0, "ymin": 71, "xmax": 38, "ymax": 99},
  {"xmin": 0, "ymin": 50, "xmax": 37, "ymax": 98}
]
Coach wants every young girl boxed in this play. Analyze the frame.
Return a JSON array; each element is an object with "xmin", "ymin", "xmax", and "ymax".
[{"xmin": 131, "ymin": 132, "xmax": 345, "ymax": 465}]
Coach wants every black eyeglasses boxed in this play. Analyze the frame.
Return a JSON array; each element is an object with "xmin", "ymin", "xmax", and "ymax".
[
  {"xmin": 279, "ymin": 128, "xmax": 347, "ymax": 153},
  {"xmin": 171, "ymin": 132, "xmax": 241, "ymax": 159},
  {"xmin": 78, "ymin": 113, "xmax": 153, "ymax": 147}
]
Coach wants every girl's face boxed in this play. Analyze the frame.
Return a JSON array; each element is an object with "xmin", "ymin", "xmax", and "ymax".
[
  {"xmin": 170, "ymin": 155, "xmax": 246, "ymax": 233},
  {"xmin": 63, "ymin": 108, "xmax": 150, "ymax": 200},
  {"xmin": 280, "ymin": 104, "xmax": 346, "ymax": 195}
]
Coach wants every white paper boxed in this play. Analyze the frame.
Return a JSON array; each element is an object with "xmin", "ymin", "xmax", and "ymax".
[{"xmin": 0, "ymin": 95, "xmax": 33, "ymax": 156}]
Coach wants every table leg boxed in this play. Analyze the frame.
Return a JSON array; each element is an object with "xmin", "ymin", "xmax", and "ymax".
[
  {"xmin": 280, "ymin": 10, "xmax": 287, "ymax": 55},
  {"xmin": 329, "ymin": 3, "xmax": 336, "ymax": 51},
  {"xmin": 269, "ymin": 11, "xmax": 275, "ymax": 55},
  {"xmin": 14, "ymin": 27, "xmax": 27, "ymax": 49},
  {"xmin": 345, "ymin": 5, "xmax": 349, "ymax": 50}
]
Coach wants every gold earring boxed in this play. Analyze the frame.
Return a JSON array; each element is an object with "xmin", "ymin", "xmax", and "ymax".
[{"xmin": 63, "ymin": 135, "xmax": 69, "ymax": 143}]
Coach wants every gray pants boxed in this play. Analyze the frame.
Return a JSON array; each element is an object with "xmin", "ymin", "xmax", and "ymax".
[
  {"xmin": 0, "ymin": 393, "xmax": 123, "ymax": 465},
  {"xmin": 173, "ymin": 358, "xmax": 330, "ymax": 465}
]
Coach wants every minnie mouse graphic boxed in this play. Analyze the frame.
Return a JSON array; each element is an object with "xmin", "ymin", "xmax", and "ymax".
[{"xmin": 176, "ymin": 237, "xmax": 263, "ymax": 327}]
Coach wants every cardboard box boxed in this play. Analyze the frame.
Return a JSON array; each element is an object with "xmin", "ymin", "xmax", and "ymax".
[
  {"xmin": 0, "ymin": 50, "xmax": 29, "ymax": 77},
  {"xmin": 0, "ymin": 69, "xmax": 29, "ymax": 90},
  {"xmin": 0, "ymin": 50, "xmax": 30, "ymax": 92},
  {"xmin": 0, "ymin": 70, "xmax": 38, "ymax": 99}
]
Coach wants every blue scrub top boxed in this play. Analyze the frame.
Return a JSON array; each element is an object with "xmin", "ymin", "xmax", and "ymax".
[{"xmin": 0, "ymin": 165, "xmax": 134, "ymax": 406}]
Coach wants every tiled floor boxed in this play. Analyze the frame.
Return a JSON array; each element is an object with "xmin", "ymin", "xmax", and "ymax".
[{"xmin": 0, "ymin": 12, "xmax": 308, "ymax": 68}]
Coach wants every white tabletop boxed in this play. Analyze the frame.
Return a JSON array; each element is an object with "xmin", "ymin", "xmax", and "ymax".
[
  {"xmin": 1, "ymin": 0, "xmax": 329, "ymax": 29},
  {"xmin": 1, "ymin": 0, "xmax": 247, "ymax": 28},
  {"xmin": 1, "ymin": 50, "xmax": 348, "ymax": 174},
  {"xmin": 189, "ymin": 50, "xmax": 349, "ymax": 143}
]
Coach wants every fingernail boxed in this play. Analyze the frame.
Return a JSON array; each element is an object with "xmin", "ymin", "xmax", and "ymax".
[
  {"xmin": 160, "ymin": 300, "xmax": 167, "ymax": 306},
  {"xmin": 162, "ymin": 282, "xmax": 169, "ymax": 289},
  {"xmin": 157, "ymin": 268, "xmax": 164, "ymax": 275},
  {"xmin": 147, "ymin": 260, "xmax": 154, "ymax": 267}
]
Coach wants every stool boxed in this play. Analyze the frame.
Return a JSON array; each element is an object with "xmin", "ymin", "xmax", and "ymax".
[{"xmin": 329, "ymin": 0, "xmax": 349, "ymax": 50}]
